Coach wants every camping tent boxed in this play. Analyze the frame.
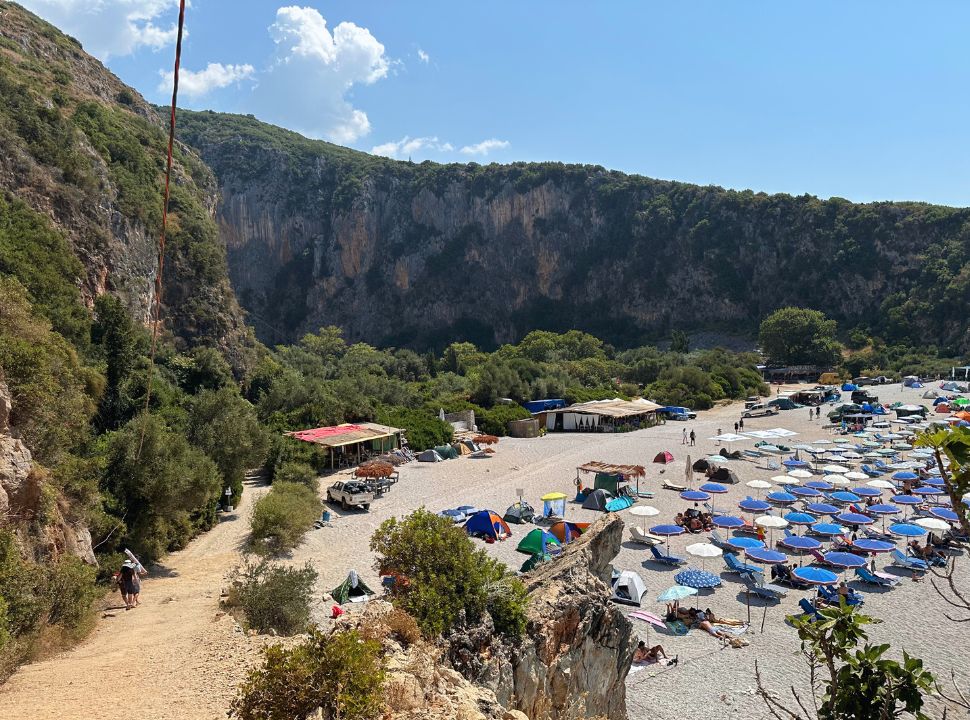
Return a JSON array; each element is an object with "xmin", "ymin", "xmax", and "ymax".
[
  {"xmin": 464, "ymin": 510, "xmax": 511, "ymax": 540},
  {"xmin": 582, "ymin": 488, "xmax": 613, "ymax": 511},
  {"xmin": 896, "ymin": 404, "xmax": 928, "ymax": 419},
  {"xmin": 653, "ymin": 451, "xmax": 675, "ymax": 465},
  {"xmin": 606, "ymin": 495, "xmax": 635, "ymax": 512},
  {"xmin": 902, "ymin": 376, "xmax": 920, "ymax": 388},
  {"xmin": 521, "ymin": 552, "xmax": 551, "ymax": 572},
  {"xmin": 842, "ymin": 383, "xmax": 858, "ymax": 391},
  {"xmin": 331, "ymin": 570, "xmax": 374, "ymax": 604},
  {"xmin": 417, "ymin": 449, "xmax": 443, "ymax": 462},
  {"xmin": 503, "ymin": 501, "xmax": 536, "ymax": 524},
  {"xmin": 692, "ymin": 458, "xmax": 711, "ymax": 473},
  {"xmin": 549, "ymin": 521, "xmax": 589, "ymax": 544},
  {"xmin": 923, "ymin": 390, "xmax": 939, "ymax": 399},
  {"xmin": 610, "ymin": 570, "xmax": 647, "ymax": 606},
  {"xmin": 541, "ymin": 492, "xmax": 567, "ymax": 518},
  {"xmin": 593, "ymin": 472, "xmax": 625, "ymax": 494},
  {"xmin": 709, "ymin": 466, "xmax": 740, "ymax": 484},
  {"xmin": 434, "ymin": 444, "xmax": 459, "ymax": 459},
  {"xmin": 516, "ymin": 528, "xmax": 562, "ymax": 555}
]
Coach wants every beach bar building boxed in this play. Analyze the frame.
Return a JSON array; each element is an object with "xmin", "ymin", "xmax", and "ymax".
[
  {"xmin": 286, "ymin": 422, "xmax": 404, "ymax": 470},
  {"xmin": 545, "ymin": 399, "xmax": 661, "ymax": 432}
]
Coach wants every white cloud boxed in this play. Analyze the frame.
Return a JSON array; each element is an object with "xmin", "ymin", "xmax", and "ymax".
[
  {"xmin": 370, "ymin": 136, "xmax": 454, "ymax": 159},
  {"xmin": 18, "ymin": 0, "xmax": 180, "ymax": 60},
  {"xmin": 459, "ymin": 138, "xmax": 511, "ymax": 156},
  {"xmin": 417, "ymin": 48, "xmax": 430, "ymax": 64},
  {"xmin": 251, "ymin": 6, "xmax": 390, "ymax": 143},
  {"xmin": 158, "ymin": 62, "xmax": 255, "ymax": 99}
]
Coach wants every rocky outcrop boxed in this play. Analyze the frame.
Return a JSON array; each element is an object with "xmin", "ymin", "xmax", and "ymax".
[{"xmin": 0, "ymin": 382, "xmax": 95, "ymax": 565}]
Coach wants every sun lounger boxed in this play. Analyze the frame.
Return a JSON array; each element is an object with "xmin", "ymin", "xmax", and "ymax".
[
  {"xmin": 798, "ymin": 597, "xmax": 822, "ymax": 620},
  {"xmin": 649, "ymin": 544, "xmax": 686, "ymax": 566},
  {"xmin": 855, "ymin": 567, "xmax": 900, "ymax": 587},
  {"xmin": 818, "ymin": 584, "xmax": 863, "ymax": 606},
  {"xmin": 808, "ymin": 548, "xmax": 834, "ymax": 566},
  {"xmin": 723, "ymin": 551, "xmax": 764, "ymax": 575},
  {"xmin": 909, "ymin": 547, "xmax": 946, "ymax": 567},
  {"xmin": 861, "ymin": 465, "xmax": 884, "ymax": 477},
  {"xmin": 629, "ymin": 526, "xmax": 664, "ymax": 546},
  {"xmin": 891, "ymin": 549, "xmax": 928, "ymax": 572},
  {"xmin": 662, "ymin": 481, "xmax": 687, "ymax": 492},
  {"xmin": 739, "ymin": 571, "xmax": 787, "ymax": 600},
  {"xmin": 863, "ymin": 527, "xmax": 895, "ymax": 542},
  {"xmin": 708, "ymin": 528, "xmax": 729, "ymax": 549},
  {"xmin": 703, "ymin": 502, "xmax": 728, "ymax": 517}
]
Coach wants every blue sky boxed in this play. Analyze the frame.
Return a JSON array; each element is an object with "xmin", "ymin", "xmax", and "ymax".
[{"xmin": 20, "ymin": 1, "xmax": 970, "ymax": 206}]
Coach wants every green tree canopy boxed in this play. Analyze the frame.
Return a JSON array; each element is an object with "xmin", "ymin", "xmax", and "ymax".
[{"xmin": 759, "ymin": 307, "xmax": 842, "ymax": 367}]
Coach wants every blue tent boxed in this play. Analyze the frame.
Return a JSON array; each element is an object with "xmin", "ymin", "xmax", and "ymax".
[
  {"xmin": 523, "ymin": 399, "xmax": 566, "ymax": 413},
  {"xmin": 842, "ymin": 383, "xmax": 858, "ymax": 391},
  {"xmin": 463, "ymin": 510, "xmax": 511, "ymax": 539}
]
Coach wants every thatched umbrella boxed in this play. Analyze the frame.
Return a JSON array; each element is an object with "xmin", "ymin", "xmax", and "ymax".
[
  {"xmin": 356, "ymin": 460, "xmax": 394, "ymax": 479},
  {"xmin": 473, "ymin": 434, "xmax": 499, "ymax": 445}
]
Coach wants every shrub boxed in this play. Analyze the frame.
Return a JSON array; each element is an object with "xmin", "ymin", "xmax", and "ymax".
[
  {"xmin": 231, "ymin": 628, "xmax": 385, "ymax": 720},
  {"xmin": 227, "ymin": 560, "xmax": 317, "ymax": 635},
  {"xmin": 274, "ymin": 461, "xmax": 318, "ymax": 493},
  {"xmin": 250, "ymin": 483, "xmax": 320, "ymax": 555},
  {"xmin": 370, "ymin": 509, "xmax": 528, "ymax": 638},
  {"xmin": 478, "ymin": 403, "xmax": 531, "ymax": 436},
  {"xmin": 42, "ymin": 556, "xmax": 98, "ymax": 629},
  {"xmin": 384, "ymin": 608, "xmax": 421, "ymax": 647},
  {"xmin": 376, "ymin": 407, "xmax": 452, "ymax": 451}
]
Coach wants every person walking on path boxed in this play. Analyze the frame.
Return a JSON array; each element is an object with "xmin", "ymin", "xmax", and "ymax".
[
  {"xmin": 809, "ymin": 409, "xmax": 814, "ymax": 422},
  {"xmin": 119, "ymin": 561, "xmax": 138, "ymax": 610},
  {"xmin": 734, "ymin": 422, "xmax": 739, "ymax": 433},
  {"xmin": 682, "ymin": 428, "xmax": 688, "ymax": 445},
  {"xmin": 816, "ymin": 406, "xmax": 821, "ymax": 419},
  {"xmin": 738, "ymin": 418, "xmax": 744, "ymax": 432},
  {"xmin": 689, "ymin": 429, "xmax": 696, "ymax": 446}
]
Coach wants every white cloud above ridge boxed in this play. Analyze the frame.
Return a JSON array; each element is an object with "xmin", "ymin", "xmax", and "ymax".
[
  {"xmin": 158, "ymin": 62, "xmax": 255, "ymax": 99},
  {"xmin": 18, "ymin": 0, "xmax": 179, "ymax": 60},
  {"xmin": 251, "ymin": 5, "xmax": 390, "ymax": 142},
  {"xmin": 417, "ymin": 48, "xmax": 429, "ymax": 64},
  {"xmin": 459, "ymin": 138, "xmax": 511, "ymax": 156}
]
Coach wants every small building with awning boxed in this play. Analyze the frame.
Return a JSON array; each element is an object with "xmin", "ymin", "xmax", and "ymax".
[
  {"xmin": 545, "ymin": 398, "xmax": 662, "ymax": 432},
  {"xmin": 285, "ymin": 422, "xmax": 404, "ymax": 469}
]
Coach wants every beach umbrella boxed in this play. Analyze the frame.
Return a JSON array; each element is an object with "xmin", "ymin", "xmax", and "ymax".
[
  {"xmin": 814, "ymin": 439, "xmax": 832, "ymax": 445},
  {"xmin": 867, "ymin": 479, "xmax": 896, "ymax": 490},
  {"xmin": 756, "ymin": 514, "xmax": 789, "ymax": 544},
  {"xmin": 889, "ymin": 522, "xmax": 928, "ymax": 538},
  {"xmin": 914, "ymin": 486, "xmax": 944, "ymax": 496},
  {"xmin": 684, "ymin": 455, "xmax": 693, "ymax": 486},
  {"xmin": 877, "ymin": 449, "xmax": 898, "ymax": 456},
  {"xmin": 651, "ymin": 523, "xmax": 685, "ymax": 551},
  {"xmin": 842, "ymin": 451, "xmax": 864, "ymax": 460},
  {"xmin": 828, "ymin": 476, "xmax": 853, "ymax": 487},
  {"xmin": 835, "ymin": 512, "xmax": 874, "ymax": 526},
  {"xmin": 824, "ymin": 552, "xmax": 866, "ymax": 570},
  {"xmin": 784, "ymin": 511, "xmax": 817, "ymax": 526},
  {"xmin": 922, "ymin": 477, "xmax": 945, "ymax": 487},
  {"xmin": 681, "ymin": 490, "xmax": 711, "ymax": 502},
  {"xmin": 779, "ymin": 534, "xmax": 822, "ymax": 551},
  {"xmin": 759, "ymin": 444, "xmax": 785, "ymax": 454},
  {"xmin": 892, "ymin": 494, "xmax": 922, "ymax": 505},
  {"xmin": 806, "ymin": 502, "xmax": 840, "ymax": 516},
  {"xmin": 788, "ymin": 469, "xmax": 813, "ymax": 479},
  {"xmin": 830, "ymin": 491, "xmax": 862, "ymax": 504},
  {"xmin": 822, "ymin": 464, "xmax": 850, "ymax": 474},
  {"xmin": 657, "ymin": 585, "xmax": 697, "ymax": 603},
  {"xmin": 686, "ymin": 542, "xmax": 722, "ymax": 559},
  {"xmin": 845, "ymin": 471, "xmax": 869, "ymax": 481},
  {"xmin": 746, "ymin": 480, "xmax": 772, "ymax": 497},
  {"xmin": 773, "ymin": 475, "xmax": 798, "ymax": 485},
  {"xmin": 851, "ymin": 538, "xmax": 894, "ymax": 554},
  {"xmin": 851, "ymin": 486, "xmax": 882, "ymax": 498},
  {"xmin": 791, "ymin": 486, "xmax": 824, "ymax": 498},
  {"xmin": 675, "ymin": 568, "xmax": 721, "ymax": 589},
  {"xmin": 805, "ymin": 480, "xmax": 835, "ymax": 491},
  {"xmin": 867, "ymin": 503, "xmax": 901, "ymax": 515},
  {"xmin": 767, "ymin": 491, "xmax": 797, "ymax": 504},
  {"xmin": 727, "ymin": 536, "xmax": 764, "ymax": 551},
  {"xmin": 699, "ymin": 482, "xmax": 728, "ymax": 512},
  {"xmin": 783, "ymin": 459, "xmax": 810, "ymax": 468},
  {"xmin": 810, "ymin": 522, "xmax": 847, "ymax": 536},
  {"xmin": 745, "ymin": 547, "xmax": 787, "ymax": 565},
  {"xmin": 713, "ymin": 515, "xmax": 745, "ymax": 529},
  {"xmin": 893, "ymin": 471, "xmax": 919, "ymax": 481},
  {"xmin": 739, "ymin": 497, "xmax": 771, "ymax": 513},
  {"xmin": 629, "ymin": 505, "xmax": 660, "ymax": 530},
  {"xmin": 915, "ymin": 517, "xmax": 951, "ymax": 533},
  {"xmin": 792, "ymin": 566, "xmax": 839, "ymax": 586},
  {"xmin": 929, "ymin": 507, "xmax": 959, "ymax": 523}
]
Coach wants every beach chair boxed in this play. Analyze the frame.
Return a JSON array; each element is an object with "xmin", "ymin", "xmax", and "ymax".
[
  {"xmin": 662, "ymin": 480, "xmax": 687, "ymax": 492},
  {"xmin": 649, "ymin": 544, "xmax": 686, "ymax": 566},
  {"xmin": 723, "ymin": 551, "xmax": 764, "ymax": 575},
  {"xmin": 629, "ymin": 526, "xmax": 664, "ymax": 546},
  {"xmin": 855, "ymin": 567, "xmax": 900, "ymax": 588},
  {"xmin": 708, "ymin": 529, "xmax": 729, "ymax": 549},
  {"xmin": 818, "ymin": 584, "xmax": 863, "ymax": 607},
  {"xmin": 891, "ymin": 549, "xmax": 928, "ymax": 572},
  {"xmin": 703, "ymin": 502, "xmax": 727, "ymax": 517},
  {"xmin": 808, "ymin": 548, "xmax": 834, "ymax": 566},
  {"xmin": 798, "ymin": 597, "xmax": 822, "ymax": 620},
  {"xmin": 863, "ymin": 527, "xmax": 895, "ymax": 542},
  {"xmin": 861, "ymin": 464, "xmax": 884, "ymax": 477},
  {"xmin": 908, "ymin": 547, "xmax": 946, "ymax": 567},
  {"xmin": 739, "ymin": 571, "xmax": 787, "ymax": 600}
]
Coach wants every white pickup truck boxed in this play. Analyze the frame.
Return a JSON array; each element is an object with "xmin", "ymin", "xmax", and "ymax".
[{"xmin": 326, "ymin": 481, "xmax": 374, "ymax": 511}]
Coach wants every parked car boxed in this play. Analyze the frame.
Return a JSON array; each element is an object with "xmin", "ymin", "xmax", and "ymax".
[
  {"xmin": 851, "ymin": 390, "xmax": 879, "ymax": 405},
  {"xmin": 818, "ymin": 372, "xmax": 842, "ymax": 385},
  {"xmin": 872, "ymin": 375, "xmax": 894, "ymax": 385},
  {"xmin": 660, "ymin": 405, "xmax": 696, "ymax": 420},
  {"xmin": 744, "ymin": 396, "xmax": 761, "ymax": 409},
  {"xmin": 326, "ymin": 481, "xmax": 374, "ymax": 511},
  {"xmin": 767, "ymin": 397, "xmax": 802, "ymax": 411},
  {"xmin": 742, "ymin": 403, "xmax": 779, "ymax": 418},
  {"xmin": 853, "ymin": 376, "xmax": 874, "ymax": 386}
]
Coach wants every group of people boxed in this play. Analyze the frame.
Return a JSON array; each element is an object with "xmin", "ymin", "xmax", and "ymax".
[
  {"xmin": 808, "ymin": 407, "xmax": 822, "ymax": 420},
  {"xmin": 664, "ymin": 603, "xmax": 744, "ymax": 640},
  {"xmin": 681, "ymin": 428, "xmax": 696, "ymax": 446},
  {"xmin": 908, "ymin": 539, "xmax": 945, "ymax": 564},
  {"xmin": 116, "ymin": 558, "xmax": 146, "ymax": 610},
  {"xmin": 632, "ymin": 640, "xmax": 677, "ymax": 665},
  {"xmin": 674, "ymin": 507, "xmax": 714, "ymax": 533}
]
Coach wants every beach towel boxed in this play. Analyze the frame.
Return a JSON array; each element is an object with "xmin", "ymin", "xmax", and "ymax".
[
  {"xmin": 711, "ymin": 622, "xmax": 748, "ymax": 637},
  {"xmin": 664, "ymin": 620, "xmax": 689, "ymax": 635}
]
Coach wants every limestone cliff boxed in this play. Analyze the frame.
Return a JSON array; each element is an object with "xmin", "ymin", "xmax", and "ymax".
[{"xmin": 177, "ymin": 110, "xmax": 970, "ymax": 352}]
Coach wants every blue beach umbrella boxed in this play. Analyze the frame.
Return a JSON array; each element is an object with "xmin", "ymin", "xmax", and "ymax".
[
  {"xmin": 784, "ymin": 511, "xmax": 817, "ymax": 526},
  {"xmin": 792, "ymin": 566, "xmax": 839, "ymax": 585},
  {"xmin": 893, "ymin": 471, "xmax": 919, "ymax": 481},
  {"xmin": 852, "ymin": 486, "xmax": 882, "ymax": 498},
  {"xmin": 892, "ymin": 494, "xmax": 922, "ymax": 506},
  {"xmin": 851, "ymin": 538, "xmax": 894, "ymax": 553},
  {"xmin": 739, "ymin": 498, "xmax": 771, "ymax": 513},
  {"xmin": 810, "ymin": 523, "xmax": 847, "ymax": 536},
  {"xmin": 824, "ymin": 551, "xmax": 866, "ymax": 569},
  {"xmin": 727, "ymin": 536, "xmax": 764, "ymax": 551},
  {"xmin": 713, "ymin": 515, "xmax": 745, "ymax": 529},
  {"xmin": 922, "ymin": 477, "xmax": 945, "ymax": 487},
  {"xmin": 806, "ymin": 502, "xmax": 840, "ymax": 516},
  {"xmin": 657, "ymin": 585, "xmax": 697, "ymax": 602},
  {"xmin": 889, "ymin": 522, "xmax": 927, "ymax": 537},
  {"xmin": 651, "ymin": 523, "xmax": 685, "ymax": 551},
  {"xmin": 835, "ymin": 512, "xmax": 874, "ymax": 526},
  {"xmin": 779, "ymin": 535, "xmax": 822, "ymax": 551},
  {"xmin": 805, "ymin": 480, "xmax": 835, "ymax": 491},
  {"xmin": 767, "ymin": 491, "xmax": 797, "ymax": 504},
  {"xmin": 745, "ymin": 547, "xmax": 788, "ymax": 564},
  {"xmin": 791, "ymin": 486, "xmax": 824, "ymax": 498},
  {"xmin": 830, "ymin": 491, "xmax": 862, "ymax": 504},
  {"xmin": 674, "ymin": 568, "xmax": 722, "ymax": 589},
  {"xmin": 783, "ymin": 459, "xmax": 810, "ymax": 468},
  {"xmin": 681, "ymin": 490, "xmax": 711, "ymax": 502},
  {"xmin": 699, "ymin": 482, "xmax": 728, "ymax": 494},
  {"xmin": 868, "ymin": 503, "xmax": 901, "ymax": 515},
  {"xmin": 914, "ymin": 486, "xmax": 943, "ymax": 496},
  {"xmin": 929, "ymin": 507, "xmax": 959, "ymax": 522}
]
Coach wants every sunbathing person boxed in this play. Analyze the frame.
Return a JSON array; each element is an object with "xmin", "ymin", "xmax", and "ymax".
[
  {"xmin": 674, "ymin": 513, "xmax": 686, "ymax": 527},
  {"xmin": 633, "ymin": 641, "xmax": 676, "ymax": 665},
  {"xmin": 689, "ymin": 609, "xmax": 732, "ymax": 640}
]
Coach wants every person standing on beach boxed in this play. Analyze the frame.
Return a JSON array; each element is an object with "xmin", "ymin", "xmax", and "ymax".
[
  {"xmin": 689, "ymin": 429, "xmax": 696, "ymax": 446},
  {"xmin": 682, "ymin": 428, "xmax": 688, "ymax": 445},
  {"xmin": 738, "ymin": 418, "xmax": 744, "ymax": 431},
  {"xmin": 734, "ymin": 421, "xmax": 739, "ymax": 433},
  {"xmin": 809, "ymin": 409, "xmax": 814, "ymax": 421}
]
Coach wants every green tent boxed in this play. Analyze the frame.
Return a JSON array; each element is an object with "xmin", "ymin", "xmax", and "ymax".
[
  {"xmin": 434, "ymin": 444, "xmax": 459, "ymax": 459},
  {"xmin": 516, "ymin": 528, "xmax": 561, "ymax": 555},
  {"xmin": 520, "ymin": 552, "xmax": 552, "ymax": 572},
  {"xmin": 331, "ymin": 570, "xmax": 375, "ymax": 604},
  {"xmin": 594, "ymin": 472, "xmax": 623, "ymax": 494}
]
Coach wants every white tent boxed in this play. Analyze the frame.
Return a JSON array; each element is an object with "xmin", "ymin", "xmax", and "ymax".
[{"xmin": 611, "ymin": 570, "xmax": 648, "ymax": 606}]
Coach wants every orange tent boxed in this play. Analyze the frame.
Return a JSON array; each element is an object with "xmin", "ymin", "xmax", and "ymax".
[
  {"xmin": 953, "ymin": 410, "xmax": 970, "ymax": 421},
  {"xmin": 548, "ymin": 521, "xmax": 590, "ymax": 544}
]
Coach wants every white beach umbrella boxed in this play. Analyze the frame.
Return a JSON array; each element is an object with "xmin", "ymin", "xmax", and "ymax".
[
  {"xmin": 755, "ymin": 514, "xmax": 789, "ymax": 544},
  {"xmin": 914, "ymin": 517, "xmax": 951, "ymax": 532},
  {"xmin": 822, "ymin": 464, "xmax": 850, "ymax": 474},
  {"xmin": 773, "ymin": 475, "xmax": 797, "ymax": 485},
  {"xmin": 867, "ymin": 479, "xmax": 896, "ymax": 490},
  {"xmin": 844, "ymin": 471, "xmax": 868, "ymax": 481},
  {"xmin": 747, "ymin": 479, "xmax": 772, "ymax": 497},
  {"xmin": 630, "ymin": 505, "xmax": 660, "ymax": 529},
  {"xmin": 686, "ymin": 541, "xmax": 722, "ymax": 571},
  {"xmin": 788, "ymin": 469, "xmax": 813, "ymax": 479},
  {"xmin": 827, "ymin": 475, "xmax": 851, "ymax": 486}
]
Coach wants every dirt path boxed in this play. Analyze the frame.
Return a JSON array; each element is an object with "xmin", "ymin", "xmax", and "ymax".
[{"xmin": 0, "ymin": 478, "xmax": 269, "ymax": 720}]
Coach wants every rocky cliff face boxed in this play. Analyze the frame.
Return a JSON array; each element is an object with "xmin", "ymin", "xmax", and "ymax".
[
  {"xmin": 178, "ymin": 110, "xmax": 970, "ymax": 352},
  {"xmin": 0, "ymin": 382, "xmax": 94, "ymax": 565}
]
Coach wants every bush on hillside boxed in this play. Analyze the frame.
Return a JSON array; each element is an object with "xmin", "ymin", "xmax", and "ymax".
[
  {"xmin": 274, "ymin": 461, "xmax": 318, "ymax": 492},
  {"xmin": 249, "ymin": 482, "xmax": 320, "ymax": 555},
  {"xmin": 477, "ymin": 403, "xmax": 532, "ymax": 436},
  {"xmin": 370, "ymin": 509, "xmax": 527, "ymax": 638},
  {"xmin": 376, "ymin": 407, "xmax": 452, "ymax": 451},
  {"xmin": 231, "ymin": 628, "xmax": 385, "ymax": 720},
  {"xmin": 226, "ymin": 560, "xmax": 317, "ymax": 635}
]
